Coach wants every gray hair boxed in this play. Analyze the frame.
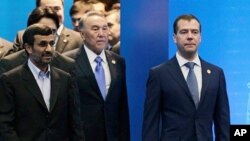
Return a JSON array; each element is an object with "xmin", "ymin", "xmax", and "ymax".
[{"xmin": 78, "ymin": 11, "xmax": 106, "ymax": 31}]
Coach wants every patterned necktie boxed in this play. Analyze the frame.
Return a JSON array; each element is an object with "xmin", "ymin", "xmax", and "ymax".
[
  {"xmin": 185, "ymin": 62, "xmax": 199, "ymax": 108},
  {"xmin": 94, "ymin": 56, "xmax": 106, "ymax": 100}
]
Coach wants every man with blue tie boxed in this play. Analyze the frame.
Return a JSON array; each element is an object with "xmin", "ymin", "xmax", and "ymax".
[
  {"xmin": 142, "ymin": 14, "xmax": 230, "ymax": 141},
  {"xmin": 0, "ymin": 24, "xmax": 83, "ymax": 141},
  {"xmin": 71, "ymin": 11, "xmax": 130, "ymax": 141}
]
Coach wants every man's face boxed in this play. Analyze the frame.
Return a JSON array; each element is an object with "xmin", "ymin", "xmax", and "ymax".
[
  {"xmin": 71, "ymin": 9, "xmax": 90, "ymax": 32},
  {"xmin": 106, "ymin": 13, "xmax": 120, "ymax": 46},
  {"xmin": 40, "ymin": 0, "xmax": 64, "ymax": 25},
  {"xmin": 173, "ymin": 19, "xmax": 201, "ymax": 59},
  {"xmin": 81, "ymin": 15, "xmax": 109, "ymax": 54},
  {"xmin": 26, "ymin": 34, "xmax": 55, "ymax": 69}
]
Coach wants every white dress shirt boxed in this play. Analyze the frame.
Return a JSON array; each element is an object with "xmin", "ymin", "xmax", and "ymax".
[
  {"xmin": 176, "ymin": 52, "xmax": 202, "ymax": 99},
  {"xmin": 28, "ymin": 59, "xmax": 51, "ymax": 110},
  {"xmin": 84, "ymin": 45, "xmax": 111, "ymax": 95}
]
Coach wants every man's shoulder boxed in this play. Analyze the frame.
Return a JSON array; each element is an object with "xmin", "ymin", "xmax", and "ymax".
[
  {"xmin": 62, "ymin": 48, "xmax": 80, "ymax": 59},
  {"xmin": 1, "ymin": 50, "xmax": 26, "ymax": 61},
  {"xmin": 0, "ymin": 50, "xmax": 27, "ymax": 74},
  {"xmin": 0, "ymin": 38, "xmax": 14, "ymax": 58},
  {"xmin": 1, "ymin": 64, "xmax": 25, "ymax": 81},
  {"xmin": 200, "ymin": 58, "xmax": 223, "ymax": 72},
  {"xmin": 54, "ymin": 51, "xmax": 75, "ymax": 64},
  {"xmin": 62, "ymin": 27, "xmax": 81, "ymax": 38}
]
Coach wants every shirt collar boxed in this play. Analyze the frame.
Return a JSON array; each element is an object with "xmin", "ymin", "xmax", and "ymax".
[
  {"xmin": 56, "ymin": 24, "xmax": 64, "ymax": 36},
  {"xmin": 28, "ymin": 59, "xmax": 51, "ymax": 79},
  {"xmin": 84, "ymin": 45, "xmax": 107, "ymax": 64},
  {"xmin": 176, "ymin": 52, "xmax": 201, "ymax": 67}
]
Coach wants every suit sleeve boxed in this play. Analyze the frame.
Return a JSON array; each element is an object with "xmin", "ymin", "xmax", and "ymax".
[
  {"xmin": 0, "ymin": 75, "xmax": 19, "ymax": 141},
  {"xmin": 119, "ymin": 59, "xmax": 130, "ymax": 141},
  {"xmin": 142, "ymin": 69, "xmax": 161, "ymax": 141},
  {"xmin": 214, "ymin": 70, "xmax": 230, "ymax": 141},
  {"xmin": 68, "ymin": 75, "xmax": 85, "ymax": 141},
  {"xmin": 12, "ymin": 32, "xmax": 22, "ymax": 52}
]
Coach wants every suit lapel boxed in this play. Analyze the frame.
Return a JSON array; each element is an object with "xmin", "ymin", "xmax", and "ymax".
[
  {"xmin": 105, "ymin": 51, "xmax": 117, "ymax": 99},
  {"xmin": 167, "ymin": 57, "xmax": 196, "ymax": 104},
  {"xmin": 76, "ymin": 47, "xmax": 103, "ymax": 101},
  {"xmin": 49, "ymin": 67, "xmax": 60, "ymax": 112},
  {"xmin": 199, "ymin": 60, "xmax": 211, "ymax": 106},
  {"xmin": 22, "ymin": 64, "xmax": 48, "ymax": 110},
  {"xmin": 56, "ymin": 28, "xmax": 69, "ymax": 53}
]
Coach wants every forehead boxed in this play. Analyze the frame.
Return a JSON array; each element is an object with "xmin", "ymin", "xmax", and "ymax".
[
  {"xmin": 85, "ymin": 15, "xmax": 107, "ymax": 27},
  {"xmin": 177, "ymin": 19, "xmax": 200, "ymax": 30},
  {"xmin": 34, "ymin": 34, "xmax": 54, "ymax": 41},
  {"xmin": 106, "ymin": 13, "xmax": 117, "ymax": 23},
  {"xmin": 40, "ymin": 0, "xmax": 63, "ymax": 7},
  {"xmin": 38, "ymin": 18, "xmax": 57, "ymax": 27}
]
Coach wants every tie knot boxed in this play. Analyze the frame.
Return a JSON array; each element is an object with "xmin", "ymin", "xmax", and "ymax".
[
  {"xmin": 95, "ymin": 56, "xmax": 103, "ymax": 64},
  {"xmin": 185, "ymin": 62, "xmax": 195, "ymax": 69}
]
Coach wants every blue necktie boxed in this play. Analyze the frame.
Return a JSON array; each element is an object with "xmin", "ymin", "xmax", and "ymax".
[
  {"xmin": 94, "ymin": 56, "xmax": 106, "ymax": 100},
  {"xmin": 185, "ymin": 62, "xmax": 199, "ymax": 108}
]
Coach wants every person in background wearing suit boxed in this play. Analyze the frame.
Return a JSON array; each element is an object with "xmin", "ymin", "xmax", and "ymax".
[
  {"xmin": 72, "ymin": 11, "xmax": 130, "ymax": 141},
  {"xmin": 70, "ymin": 0, "xmax": 92, "ymax": 32},
  {"xmin": 0, "ymin": 24, "xmax": 83, "ymax": 141},
  {"xmin": 13, "ymin": 0, "xmax": 82, "ymax": 53},
  {"xmin": 142, "ymin": 14, "xmax": 230, "ymax": 141},
  {"xmin": 0, "ymin": 37, "xmax": 14, "ymax": 59},
  {"xmin": 106, "ymin": 9, "xmax": 120, "ymax": 54},
  {"xmin": 0, "ymin": 7, "xmax": 75, "ymax": 74}
]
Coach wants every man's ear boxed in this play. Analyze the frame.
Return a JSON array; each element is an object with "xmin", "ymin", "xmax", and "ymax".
[
  {"xmin": 173, "ymin": 33, "xmax": 177, "ymax": 43},
  {"xmin": 80, "ymin": 32, "xmax": 85, "ymax": 40},
  {"xmin": 24, "ymin": 43, "xmax": 32, "ymax": 55}
]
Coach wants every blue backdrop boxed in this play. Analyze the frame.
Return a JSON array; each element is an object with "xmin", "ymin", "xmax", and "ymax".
[{"xmin": 1, "ymin": 0, "xmax": 250, "ymax": 141}]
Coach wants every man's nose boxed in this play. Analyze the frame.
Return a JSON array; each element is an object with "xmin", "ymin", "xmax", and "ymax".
[
  {"xmin": 45, "ymin": 43, "xmax": 54, "ymax": 52},
  {"xmin": 187, "ymin": 32, "xmax": 194, "ymax": 39}
]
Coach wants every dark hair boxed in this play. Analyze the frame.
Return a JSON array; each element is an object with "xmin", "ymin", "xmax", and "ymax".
[
  {"xmin": 36, "ymin": 0, "xmax": 64, "ymax": 7},
  {"xmin": 23, "ymin": 24, "xmax": 54, "ymax": 46},
  {"xmin": 27, "ymin": 7, "xmax": 60, "ymax": 29},
  {"xmin": 70, "ymin": 1, "xmax": 92, "ymax": 16},
  {"xmin": 173, "ymin": 14, "xmax": 201, "ymax": 34}
]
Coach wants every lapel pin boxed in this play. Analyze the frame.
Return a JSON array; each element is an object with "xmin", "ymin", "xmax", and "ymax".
[
  {"xmin": 207, "ymin": 69, "xmax": 211, "ymax": 74},
  {"xmin": 112, "ymin": 60, "xmax": 116, "ymax": 64}
]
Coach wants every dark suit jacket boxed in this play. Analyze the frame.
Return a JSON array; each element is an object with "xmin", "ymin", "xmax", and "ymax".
[
  {"xmin": 0, "ymin": 64, "xmax": 83, "ymax": 141},
  {"xmin": 0, "ymin": 38, "xmax": 14, "ymax": 59},
  {"xmin": 0, "ymin": 50, "xmax": 75, "ymax": 74},
  {"xmin": 142, "ymin": 56, "xmax": 230, "ymax": 141},
  {"xmin": 13, "ymin": 27, "xmax": 82, "ymax": 53},
  {"xmin": 72, "ymin": 46, "xmax": 130, "ymax": 141}
]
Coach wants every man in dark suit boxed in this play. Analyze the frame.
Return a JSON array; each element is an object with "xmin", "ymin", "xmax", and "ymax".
[
  {"xmin": 0, "ymin": 24, "xmax": 83, "ymax": 141},
  {"xmin": 0, "ymin": 7, "xmax": 75, "ymax": 74},
  {"xmin": 0, "ymin": 37, "xmax": 14, "ymax": 58},
  {"xmin": 13, "ymin": 0, "xmax": 82, "ymax": 53},
  {"xmin": 142, "ymin": 14, "xmax": 230, "ymax": 141},
  {"xmin": 72, "ymin": 11, "xmax": 130, "ymax": 141}
]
